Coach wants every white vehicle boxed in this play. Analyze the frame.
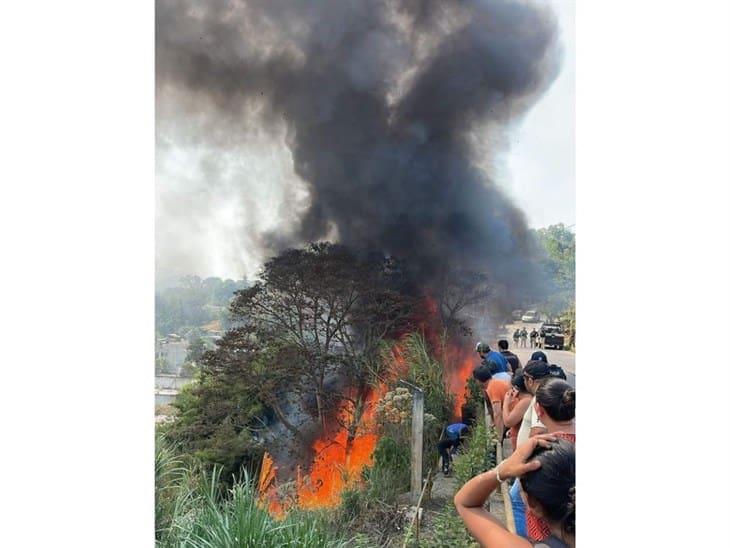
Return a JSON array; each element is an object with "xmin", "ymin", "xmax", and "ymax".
[{"xmin": 521, "ymin": 310, "xmax": 539, "ymax": 323}]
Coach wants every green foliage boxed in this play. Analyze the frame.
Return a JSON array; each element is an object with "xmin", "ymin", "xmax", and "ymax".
[
  {"xmin": 155, "ymin": 436, "xmax": 192, "ymax": 539},
  {"xmin": 453, "ymin": 420, "xmax": 496, "ymax": 488},
  {"xmin": 533, "ymin": 224, "xmax": 575, "ymax": 317},
  {"xmin": 536, "ymin": 224, "xmax": 575, "ymax": 291},
  {"xmin": 560, "ymin": 301, "xmax": 576, "ymax": 350},
  {"xmin": 461, "ymin": 377, "xmax": 485, "ymax": 426},
  {"xmin": 367, "ymin": 436, "xmax": 411, "ymax": 501},
  {"xmin": 415, "ymin": 509, "xmax": 479, "ymax": 548},
  {"xmin": 232, "ymin": 243, "xmax": 415, "ymax": 428},
  {"xmin": 398, "ymin": 332, "xmax": 454, "ymax": 426},
  {"xmin": 156, "ymin": 276, "xmax": 247, "ymax": 336},
  {"xmin": 164, "ymin": 366, "xmax": 266, "ymax": 484},
  {"xmin": 155, "ymin": 439, "xmax": 348, "ymax": 548},
  {"xmin": 185, "ymin": 335, "xmax": 208, "ymax": 365}
]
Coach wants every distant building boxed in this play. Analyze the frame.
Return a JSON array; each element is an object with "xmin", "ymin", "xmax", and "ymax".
[{"xmin": 156, "ymin": 334, "xmax": 189, "ymax": 375}]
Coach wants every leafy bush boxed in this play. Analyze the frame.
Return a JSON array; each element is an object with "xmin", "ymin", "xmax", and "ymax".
[
  {"xmin": 163, "ymin": 369, "xmax": 266, "ymax": 486},
  {"xmin": 453, "ymin": 420, "xmax": 496, "ymax": 488},
  {"xmin": 367, "ymin": 436, "xmax": 411, "ymax": 501}
]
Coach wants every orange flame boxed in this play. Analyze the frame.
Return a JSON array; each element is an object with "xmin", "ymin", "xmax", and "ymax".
[
  {"xmin": 444, "ymin": 345, "xmax": 479, "ymax": 416},
  {"xmin": 416, "ymin": 294, "xmax": 479, "ymax": 418},
  {"xmin": 260, "ymin": 385, "xmax": 386, "ymax": 514},
  {"xmin": 257, "ymin": 452, "xmax": 287, "ymax": 519},
  {"xmin": 258, "ymin": 295, "xmax": 484, "ymax": 515}
]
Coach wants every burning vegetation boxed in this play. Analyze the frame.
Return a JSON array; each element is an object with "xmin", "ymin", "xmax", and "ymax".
[{"xmin": 169, "ymin": 243, "xmax": 494, "ymax": 516}]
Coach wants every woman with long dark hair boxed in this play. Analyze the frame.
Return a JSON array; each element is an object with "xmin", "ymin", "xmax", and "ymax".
[
  {"xmin": 454, "ymin": 436, "xmax": 575, "ymax": 547},
  {"xmin": 527, "ymin": 378, "xmax": 575, "ymax": 542}
]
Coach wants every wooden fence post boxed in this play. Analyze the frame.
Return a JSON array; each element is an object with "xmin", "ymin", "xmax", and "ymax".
[{"xmin": 410, "ymin": 387, "xmax": 424, "ymax": 505}]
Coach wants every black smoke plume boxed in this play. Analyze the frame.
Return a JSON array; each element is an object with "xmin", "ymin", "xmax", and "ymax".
[{"xmin": 157, "ymin": 0, "xmax": 562, "ymax": 305}]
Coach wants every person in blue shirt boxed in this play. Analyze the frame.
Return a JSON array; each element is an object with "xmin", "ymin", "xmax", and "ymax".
[
  {"xmin": 438, "ymin": 422, "xmax": 469, "ymax": 475},
  {"xmin": 475, "ymin": 341, "xmax": 510, "ymax": 376}
]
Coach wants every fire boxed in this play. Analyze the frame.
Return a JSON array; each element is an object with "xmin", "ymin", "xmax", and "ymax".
[
  {"xmin": 297, "ymin": 428, "xmax": 378, "ymax": 509},
  {"xmin": 258, "ymin": 295, "xmax": 485, "ymax": 516},
  {"xmin": 445, "ymin": 346, "xmax": 479, "ymax": 416},
  {"xmin": 416, "ymin": 294, "xmax": 479, "ymax": 418},
  {"xmin": 260, "ymin": 385, "xmax": 385, "ymax": 515},
  {"xmin": 257, "ymin": 452, "xmax": 287, "ymax": 519},
  {"xmin": 297, "ymin": 384, "xmax": 384, "ymax": 509}
]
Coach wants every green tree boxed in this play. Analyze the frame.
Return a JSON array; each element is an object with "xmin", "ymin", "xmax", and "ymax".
[
  {"xmin": 533, "ymin": 224, "xmax": 575, "ymax": 318},
  {"xmin": 230, "ymin": 243, "xmax": 414, "ymax": 433},
  {"xmin": 155, "ymin": 276, "xmax": 248, "ymax": 336},
  {"xmin": 185, "ymin": 335, "xmax": 208, "ymax": 365},
  {"xmin": 167, "ymin": 243, "xmax": 415, "ymax": 482},
  {"xmin": 164, "ymin": 359, "xmax": 265, "ymax": 483},
  {"xmin": 536, "ymin": 223, "xmax": 575, "ymax": 292}
]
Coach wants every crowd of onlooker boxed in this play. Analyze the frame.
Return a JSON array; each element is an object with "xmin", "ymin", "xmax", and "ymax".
[{"xmin": 448, "ymin": 339, "xmax": 576, "ymax": 547}]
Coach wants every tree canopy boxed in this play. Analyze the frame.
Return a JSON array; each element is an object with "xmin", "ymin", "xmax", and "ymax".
[
  {"xmin": 166, "ymin": 243, "xmax": 419, "ymax": 476},
  {"xmin": 533, "ymin": 223, "xmax": 575, "ymax": 316},
  {"xmin": 155, "ymin": 276, "xmax": 248, "ymax": 336}
]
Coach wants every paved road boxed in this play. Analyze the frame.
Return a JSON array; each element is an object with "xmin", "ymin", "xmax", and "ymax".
[{"xmin": 495, "ymin": 321, "xmax": 575, "ymax": 387}]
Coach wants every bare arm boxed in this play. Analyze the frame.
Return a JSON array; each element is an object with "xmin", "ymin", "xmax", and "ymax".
[
  {"xmin": 504, "ymin": 395, "xmax": 531, "ymax": 428},
  {"xmin": 454, "ymin": 470, "xmax": 528, "ymax": 548},
  {"xmin": 454, "ymin": 435, "xmax": 555, "ymax": 547}
]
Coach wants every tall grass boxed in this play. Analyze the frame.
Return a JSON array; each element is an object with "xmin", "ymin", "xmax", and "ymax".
[
  {"xmin": 156, "ymin": 437, "xmax": 348, "ymax": 548},
  {"xmin": 398, "ymin": 332, "xmax": 454, "ymax": 425}
]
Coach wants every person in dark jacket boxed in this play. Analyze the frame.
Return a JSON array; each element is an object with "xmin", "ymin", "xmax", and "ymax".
[{"xmin": 498, "ymin": 339, "xmax": 522, "ymax": 374}]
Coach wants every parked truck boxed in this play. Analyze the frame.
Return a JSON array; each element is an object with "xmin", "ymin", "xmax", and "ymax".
[{"xmin": 540, "ymin": 322, "xmax": 565, "ymax": 350}]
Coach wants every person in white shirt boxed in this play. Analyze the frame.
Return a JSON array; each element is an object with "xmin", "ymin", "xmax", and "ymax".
[{"xmin": 510, "ymin": 360, "xmax": 566, "ymax": 537}]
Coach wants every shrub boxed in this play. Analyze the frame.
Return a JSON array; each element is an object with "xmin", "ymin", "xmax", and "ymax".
[
  {"xmin": 453, "ymin": 420, "xmax": 496, "ymax": 488},
  {"xmin": 367, "ymin": 436, "xmax": 411, "ymax": 501}
]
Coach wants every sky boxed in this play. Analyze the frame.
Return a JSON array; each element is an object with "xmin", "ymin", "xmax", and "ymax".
[
  {"xmin": 498, "ymin": 0, "xmax": 575, "ymax": 230},
  {"xmin": 156, "ymin": 0, "xmax": 575, "ymax": 283}
]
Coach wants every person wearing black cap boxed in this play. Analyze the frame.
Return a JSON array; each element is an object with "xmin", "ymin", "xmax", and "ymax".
[{"xmin": 530, "ymin": 350, "xmax": 548, "ymax": 363}]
